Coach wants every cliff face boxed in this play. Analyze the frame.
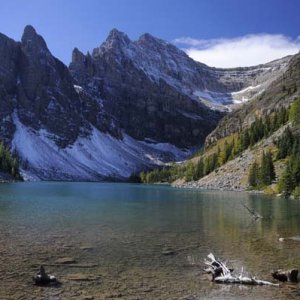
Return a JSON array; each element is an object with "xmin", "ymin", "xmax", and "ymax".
[
  {"xmin": 0, "ymin": 26, "xmax": 292, "ymax": 180},
  {"xmin": 205, "ymin": 53, "xmax": 300, "ymax": 146},
  {"xmin": 70, "ymin": 30, "xmax": 222, "ymax": 148}
]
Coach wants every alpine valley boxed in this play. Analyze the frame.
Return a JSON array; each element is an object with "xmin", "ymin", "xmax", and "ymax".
[{"xmin": 0, "ymin": 25, "xmax": 296, "ymax": 181}]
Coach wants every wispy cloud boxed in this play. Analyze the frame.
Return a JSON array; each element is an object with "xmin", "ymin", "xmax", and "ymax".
[{"xmin": 173, "ymin": 34, "xmax": 300, "ymax": 68}]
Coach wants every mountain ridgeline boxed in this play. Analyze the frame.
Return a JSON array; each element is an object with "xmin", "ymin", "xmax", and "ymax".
[
  {"xmin": 0, "ymin": 25, "xmax": 297, "ymax": 181},
  {"xmin": 142, "ymin": 65, "xmax": 300, "ymax": 196}
]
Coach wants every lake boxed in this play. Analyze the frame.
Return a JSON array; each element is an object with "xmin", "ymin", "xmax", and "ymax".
[{"xmin": 0, "ymin": 182, "xmax": 300, "ymax": 299}]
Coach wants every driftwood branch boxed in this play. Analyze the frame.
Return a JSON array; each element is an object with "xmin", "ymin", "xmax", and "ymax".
[
  {"xmin": 204, "ymin": 253, "xmax": 278, "ymax": 286},
  {"xmin": 241, "ymin": 202, "xmax": 262, "ymax": 220}
]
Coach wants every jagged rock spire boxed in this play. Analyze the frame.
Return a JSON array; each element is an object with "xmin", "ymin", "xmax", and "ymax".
[
  {"xmin": 106, "ymin": 28, "xmax": 131, "ymax": 45},
  {"xmin": 72, "ymin": 47, "xmax": 85, "ymax": 64},
  {"xmin": 21, "ymin": 25, "xmax": 49, "ymax": 52}
]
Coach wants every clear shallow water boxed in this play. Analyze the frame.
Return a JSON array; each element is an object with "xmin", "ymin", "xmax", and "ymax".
[{"xmin": 0, "ymin": 182, "xmax": 300, "ymax": 299}]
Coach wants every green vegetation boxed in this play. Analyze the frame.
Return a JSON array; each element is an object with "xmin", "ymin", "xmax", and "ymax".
[
  {"xmin": 278, "ymin": 101, "xmax": 300, "ymax": 197},
  {"xmin": 139, "ymin": 97, "xmax": 300, "ymax": 198},
  {"xmin": 275, "ymin": 128, "xmax": 300, "ymax": 197},
  {"xmin": 0, "ymin": 141, "xmax": 21, "ymax": 179},
  {"xmin": 140, "ymin": 164, "xmax": 186, "ymax": 184},
  {"xmin": 140, "ymin": 105, "xmax": 289, "ymax": 184},
  {"xmin": 289, "ymin": 98, "xmax": 300, "ymax": 125},
  {"xmin": 293, "ymin": 186, "xmax": 300, "ymax": 198},
  {"xmin": 248, "ymin": 150, "xmax": 275, "ymax": 188}
]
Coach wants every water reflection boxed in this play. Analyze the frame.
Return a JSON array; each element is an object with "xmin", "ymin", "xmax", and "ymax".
[{"xmin": 0, "ymin": 182, "xmax": 300, "ymax": 299}]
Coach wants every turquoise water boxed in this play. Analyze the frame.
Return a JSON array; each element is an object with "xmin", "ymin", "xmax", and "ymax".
[{"xmin": 0, "ymin": 182, "xmax": 300, "ymax": 299}]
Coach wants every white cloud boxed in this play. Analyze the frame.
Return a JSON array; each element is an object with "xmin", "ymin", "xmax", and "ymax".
[{"xmin": 173, "ymin": 34, "xmax": 300, "ymax": 68}]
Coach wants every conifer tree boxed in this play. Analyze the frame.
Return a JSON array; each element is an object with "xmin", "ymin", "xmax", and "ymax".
[
  {"xmin": 279, "ymin": 165, "xmax": 296, "ymax": 198},
  {"xmin": 195, "ymin": 158, "xmax": 204, "ymax": 180},
  {"xmin": 289, "ymin": 99, "xmax": 300, "ymax": 125},
  {"xmin": 259, "ymin": 151, "xmax": 275, "ymax": 186},
  {"xmin": 241, "ymin": 130, "xmax": 250, "ymax": 150},
  {"xmin": 248, "ymin": 161, "xmax": 258, "ymax": 187},
  {"xmin": 185, "ymin": 161, "xmax": 195, "ymax": 181}
]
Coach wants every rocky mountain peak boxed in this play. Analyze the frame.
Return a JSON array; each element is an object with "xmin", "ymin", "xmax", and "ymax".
[
  {"xmin": 102, "ymin": 28, "xmax": 131, "ymax": 50},
  {"xmin": 21, "ymin": 25, "xmax": 49, "ymax": 53},
  {"xmin": 92, "ymin": 28, "xmax": 131, "ymax": 58},
  {"xmin": 138, "ymin": 32, "xmax": 166, "ymax": 45},
  {"xmin": 22, "ymin": 25, "xmax": 37, "ymax": 37},
  {"xmin": 107, "ymin": 28, "xmax": 130, "ymax": 44},
  {"xmin": 137, "ymin": 32, "xmax": 181, "ymax": 55},
  {"xmin": 72, "ymin": 47, "xmax": 85, "ymax": 64}
]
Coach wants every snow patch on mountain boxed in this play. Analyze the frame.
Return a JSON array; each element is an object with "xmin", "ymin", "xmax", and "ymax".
[
  {"xmin": 230, "ymin": 84, "xmax": 264, "ymax": 104},
  {"xmin": 12, "ymin": 114, "xmax": 190, "ymax": 181},
  {"xmin": 193, "ymin": 83, "xmax": 266, "ymax": 107},
  {"xmin": 193, "ymin": 90, "xmax": 232, "ymax": 104}
]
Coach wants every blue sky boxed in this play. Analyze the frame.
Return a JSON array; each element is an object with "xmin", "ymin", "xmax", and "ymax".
[{"xmin": 0, "ymin": 0, "xmax": 299, "ymax": 67}]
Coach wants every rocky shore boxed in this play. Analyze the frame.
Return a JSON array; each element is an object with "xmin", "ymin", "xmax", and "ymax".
[
  {"xmin": 172, "ymin": 149, "xmax": 253, "ymax": 192},
  {"xmin": 172, "ymin": 125, "xmax": 288, "ymax": 192},
  {"xmin": 0, "ymin": 171, "xmax": 18, "ymax": 183}
]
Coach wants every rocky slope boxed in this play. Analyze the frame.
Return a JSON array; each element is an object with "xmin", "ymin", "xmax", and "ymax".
[
  {"xmin": 0, "ymin": 26, "xmax": 292, "ymax": 180},
  {"xmin": 171, "ymin": 51, "xmax": 300, "ymax": 191},
  {"xmin": 206, "ymin": 52, "xmax": 300, "ymax": 146},
  {"xmin": 173, "ymin": 125, "xmax": 289, "ymax": 191}
]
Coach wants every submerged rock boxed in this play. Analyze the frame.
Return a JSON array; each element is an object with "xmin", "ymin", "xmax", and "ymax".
[{"xmin": 162, "ymin": 247, "xmax": 176, "ymax": 256}]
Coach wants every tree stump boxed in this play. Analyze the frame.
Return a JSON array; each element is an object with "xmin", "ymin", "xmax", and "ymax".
[
  {"xmin": 33, "ymin": 265, "xmax": 58, "ymax": 285},
  {"xmin": 272, "ymin": 269, "xmax": 298, "ymax": 282}
]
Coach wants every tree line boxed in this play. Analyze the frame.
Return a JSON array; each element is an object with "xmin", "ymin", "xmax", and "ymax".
[
  {"xmin": 248, "ymin": 98, "xmax": 300, "ymax": 197},
  {"xmin": 0, "ymin": 141, "xmax": 21, "ymax": 179},
  {"xmin": 140, "ymin": 105, "xmax": 290, "ymax": 184},
  {"xmin": 275, "ymin": 127, "xmax": 300, "ymax": 197}
]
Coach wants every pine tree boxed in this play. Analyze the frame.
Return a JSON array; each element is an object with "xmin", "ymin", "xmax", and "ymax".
[
  {"xmin": 264, "ymin": 115, "xmax": 271, "ymax": 137},
  {"xmin": 232, "ymin": 136, "xmax": 242, "ymax": 156},
  {"xmin": 210, "ymin": 153, "xmax": 218, "ymax": 171},
  {"xmin": 219, "ymin": 141, "xmax": 230, "ymax": 165},
  {"xmin": 278, "ymin": 164, "xmax": 296, "ymax": 198},
  {"xmin": 204, "ymin": 157, "xmax": 210, "ymax": 175},
  {"xmin": 259, "ymin": 151, "xmax": 275, "ymax": 186},
  {"xmin": 266, "ymin": 150, "xmax": 276, "ymax": 184},
  {"xmin": 241, "ymin": 130, "xmax": 250, "ymax": 150},
  {"xmin": 185, "ymin": 161, "xmax": 195, "ymax": 181},
  {"xmin": 291, "ymin": 155, "xmax": 300, "ymax": 186},
  {"xmin": 248, "ymin": 161, "xmax": 258, "ymax": 187},
  {"xmin": 0, "ymin": 141, "xmax": 20, "ymax": 178},
  {"xmin": 194, "ymin": 158, "xmax": 204, "ymax": 180},
  {"xmin": 276, "ymin": 127, "xmax": 293, "ymax": 159},
  {"xmin": 289, "ymin": 98, "xmax": 300, "ymax": 125}
]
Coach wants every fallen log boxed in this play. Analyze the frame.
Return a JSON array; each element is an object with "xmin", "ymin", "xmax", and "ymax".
[{"xmin": 204, "ymin": 253, "xmax": 278, "ymax": 286}]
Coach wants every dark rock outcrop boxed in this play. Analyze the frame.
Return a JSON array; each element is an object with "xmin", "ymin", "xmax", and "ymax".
[{"xmin": 70, "ymin": 29, "xmax": 224, "ymax": 148}]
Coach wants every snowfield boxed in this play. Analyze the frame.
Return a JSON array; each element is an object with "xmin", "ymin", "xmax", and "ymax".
[{"xmin": 12, "ymin": 114, "xmax": 190, "ymax": 181}]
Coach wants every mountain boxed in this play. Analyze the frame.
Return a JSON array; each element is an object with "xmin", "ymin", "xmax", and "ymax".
[
  {"xmin": 0, "ymin": 26, "xmax": 292, "ymax": 180},
  {"xmin": 143, "ymin": 51, "xmax": 300, "ymax": 192},
  {"xmin": 205, "ymin": 52, "xmax": 300, "ymax": 146}
]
